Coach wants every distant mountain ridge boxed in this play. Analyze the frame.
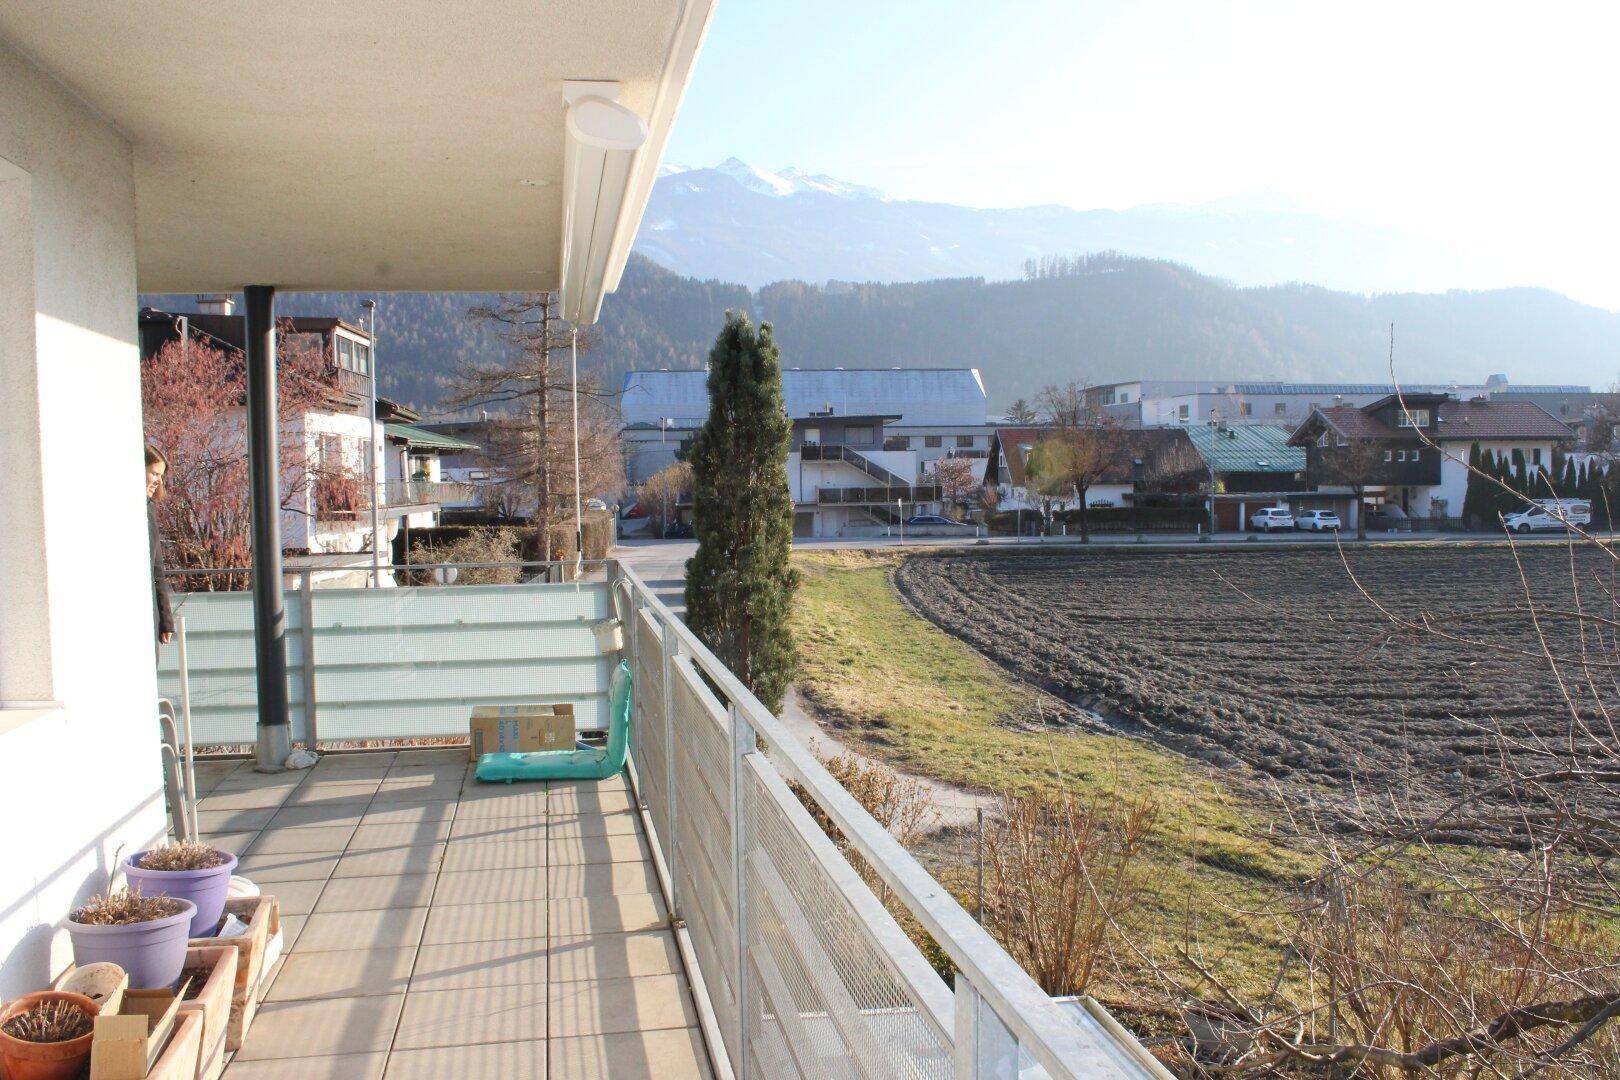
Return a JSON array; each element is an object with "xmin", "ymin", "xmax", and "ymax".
[
  {"xmin": 143, "ymin": 252, "xmax": 1620, "ymax": 415},
  {"xmin": 635, "ymin": 159, "xmax": 1482, "ymax": 296}
]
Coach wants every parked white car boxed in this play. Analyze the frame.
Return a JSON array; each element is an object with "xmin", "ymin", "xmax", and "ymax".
[
  {"xmin": 1503, "ymin": 501, "xmax": 1591, "ymax": 533},
  {"xmin": 1250, "ymin": 507, "xmax": 1296, "ymax": 532},
  {"xmin": 1295, "ymin": 509, "xmax": 1342, "ymax": 532}
]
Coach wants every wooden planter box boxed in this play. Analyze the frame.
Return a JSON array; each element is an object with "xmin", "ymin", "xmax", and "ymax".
[
  {"xmin": 177, "ymin": 946, "xmax": 237, "ymax": 1080},
  {"xmin": 145, "ymin": 1010, "xmax": 203, "ymax": 1080},
  {"xmin": 186, "ymin": 895, "xmax": 278, "ymax": 1051}
]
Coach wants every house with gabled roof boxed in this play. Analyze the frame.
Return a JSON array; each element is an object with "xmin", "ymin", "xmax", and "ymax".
[
  {"xmin": 1183, "ymin": 424, "xmax": 1312, "ymax": 531},
  {"xmin": 1288, "ymin": 393, "xmax": 1575, "ymax": 525}
]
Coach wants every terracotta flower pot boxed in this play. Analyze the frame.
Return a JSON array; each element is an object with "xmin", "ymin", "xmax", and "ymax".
[{"xmin": 0, "ymin": 990, "xmax": 99, "ymax": 1080}]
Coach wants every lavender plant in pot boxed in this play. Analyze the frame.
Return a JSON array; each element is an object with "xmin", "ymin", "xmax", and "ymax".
[
  {"xmin": 124, "ymin": 841, "xmax": 237, "ymax": 936},
  {"xmin": 66, "ymin": 889, "xmax": 195, "ymax": 989}
]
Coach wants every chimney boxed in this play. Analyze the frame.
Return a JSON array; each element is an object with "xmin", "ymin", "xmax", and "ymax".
[{"xmin": 194, "ymin": 294, "xmax": 235, "ymax": 316}]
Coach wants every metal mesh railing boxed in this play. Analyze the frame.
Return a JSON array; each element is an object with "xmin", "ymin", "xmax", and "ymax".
[
  {"xmin": 745, "ymin": 760, "xmax": 952, "ymax": 1079},
  {"xmin": 612, "ymin": 562, "xmax": 1169, "ymax": 1080}
]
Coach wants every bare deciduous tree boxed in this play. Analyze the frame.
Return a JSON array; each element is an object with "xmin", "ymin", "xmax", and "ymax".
[
  {"xmin": 929, "ymin": 456, "xmax": 980, "ymax": 519},
  {"xmin": 447, "ymin": 293, "xmax": 621, "ymax": 557},
  {"xmin": 1029, "ymin": 381, "xmax": 1121, "ymax": 541},
  {"xmin": 639, "ymin": 460, "xmax": 692, "ymax": 536}
]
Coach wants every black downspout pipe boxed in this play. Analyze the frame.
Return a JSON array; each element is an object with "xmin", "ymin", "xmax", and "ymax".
[{"xmin": 244, "ymin": 285, "xmax": 292, "ymax": 771}]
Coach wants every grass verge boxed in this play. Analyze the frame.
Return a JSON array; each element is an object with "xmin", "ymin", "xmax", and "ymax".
[{"xmin": 790, "ymin": 547, "xmax": 1314, "ymax": 996}]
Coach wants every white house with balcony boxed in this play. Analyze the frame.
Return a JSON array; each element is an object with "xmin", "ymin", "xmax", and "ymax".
[
  {"xmin": 622, "ymin": 366, "xmax": 994, "ymax": 486},
  {"xmin": 1, "ymin": 6, "xmax": 1161, "ymax": 1077}
]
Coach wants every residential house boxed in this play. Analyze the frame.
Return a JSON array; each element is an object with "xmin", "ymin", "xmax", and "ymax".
[
  {"xmin": 984, "ymin": 425, "xmax": 1197, "ymax": 512},
  {"xmin": 788, "ymin": 412, "xmax": 943, "ymax": 536},
  {"xmin": 140, "ymin": 305, "xmax": 475, "ymax": 574},
  {"xmin": 1089, "ymin": 376, "xmax": 1592, "ymax": 429},
  {"xmin": 1183, "ymin": 424, "xmax": 1311, "ymax": 531},
  {"xmin": 381, "ymin": 420, "xmax": 480, "ymax": 526},
  {"xmin": 1288, "ymin": 393, "xmax": 1576, "ymax": 525},
  {"xmin": 621, "ymin": 366, "xmax": 993, "ymax": 486}
]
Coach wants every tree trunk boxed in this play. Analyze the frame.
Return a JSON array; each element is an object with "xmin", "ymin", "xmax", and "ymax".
[
  {"xmin": 1355, "ymin": 485, "xmax": 1367, "ymax": 540},
  {"xmin": 1078, "ymin": 485, "xmax": 1090, "ymax": 542}
]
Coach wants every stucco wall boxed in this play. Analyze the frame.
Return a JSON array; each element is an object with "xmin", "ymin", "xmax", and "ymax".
[
  {"xmin": 1431, "ymin": 439, "xmax": 1555, "ymax": 517},
  {"xmin": 0, "ymin": 40, "xmax": 168, "ymax": 998}
]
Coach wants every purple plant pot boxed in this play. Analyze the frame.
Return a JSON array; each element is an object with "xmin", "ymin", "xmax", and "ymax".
[
  {"xmin": 123, "ymin": 850, "xmax": 238, "ymax": 937},
  {"xmin": 65, "ymin": 898, "xmax": 196, "ymax": 989}
]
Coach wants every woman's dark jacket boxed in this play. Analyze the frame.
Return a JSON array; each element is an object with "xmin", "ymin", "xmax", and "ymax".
[{"xmin": 150, "ymin": 504, "xmax": 174, "ymax": 641}]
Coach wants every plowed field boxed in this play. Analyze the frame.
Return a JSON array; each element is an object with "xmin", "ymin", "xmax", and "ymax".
[{"xmin": 896, "ymin": 544, "xmax": 1614, "ymax": 825}]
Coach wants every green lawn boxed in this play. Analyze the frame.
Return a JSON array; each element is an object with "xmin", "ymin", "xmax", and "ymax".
[{"xmin": 790, "ymin": 548, "xmax": 1314, "ymax": 994}]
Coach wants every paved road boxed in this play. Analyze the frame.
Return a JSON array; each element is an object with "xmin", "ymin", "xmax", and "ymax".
[{"xmin": 613, "ymin": 540, "xmax": 695, "ymax": 616}]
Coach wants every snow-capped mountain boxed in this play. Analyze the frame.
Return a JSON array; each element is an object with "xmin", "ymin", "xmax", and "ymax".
[
  {"xmin": 704, "ymin": 157, "xmax": 888, "ymax": 200},
  {"xmin": 634, "ymin": 159, "xmax": 1481, "ymax": 295}
]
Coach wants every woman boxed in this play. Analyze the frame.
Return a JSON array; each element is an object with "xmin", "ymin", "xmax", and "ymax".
[{"xmin": 146, "ymin": 446, "xmax": 174, "ymax": 647}]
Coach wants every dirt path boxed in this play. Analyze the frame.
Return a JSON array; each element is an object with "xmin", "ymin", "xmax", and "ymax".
[{"xmin": 778, "ymin": 687, "xmax": 995, "ymax": 831}]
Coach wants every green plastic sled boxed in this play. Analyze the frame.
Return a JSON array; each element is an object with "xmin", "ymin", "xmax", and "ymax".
[{"xmin": 475, "ymin": 661, "xmax": 632, "ymax": 784}]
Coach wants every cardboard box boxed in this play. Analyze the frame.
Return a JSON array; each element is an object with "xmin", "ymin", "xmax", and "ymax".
[
  {"xmin": 145, "ymin": 1009, "xmax": 203, "ymax": 1080},
  {"xmin": 90, "ymin": 987, "xmax": 182, "ymax": 1080},
  {"xmin": 187, "ymin": 895, "xmax": 277, "ymax": 1051},
  {"xmin": 468, "ymin": 703, "xmax": 575, "ymax": 761},
  {"xmin": 177, "ymin": 945, "xmax": 237, "ymax": 1080}
]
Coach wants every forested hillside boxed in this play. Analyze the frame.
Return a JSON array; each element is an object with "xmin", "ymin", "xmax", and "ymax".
[{"xmin": 144, "ymin": 253, "xmax": 1619, "ymax": 414}]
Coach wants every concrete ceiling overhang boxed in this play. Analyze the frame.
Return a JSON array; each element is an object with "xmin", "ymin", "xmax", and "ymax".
[{"xmin": 0, "ymin": 1, "xmax": 714, "ymax": 297}]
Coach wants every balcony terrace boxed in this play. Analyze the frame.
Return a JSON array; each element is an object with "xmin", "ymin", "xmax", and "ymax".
[
  {"xmin": 155, "ymin": 562, "xmax": 1167, "ymax": 1079},
  {"xmin": 192, "ymin": 752, "xmax": 703, "ymax": 1079}
]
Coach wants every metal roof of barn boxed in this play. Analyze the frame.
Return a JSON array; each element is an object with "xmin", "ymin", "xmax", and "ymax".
[
  {"xmin": 384, "ymin": 423, "xmax": 479, "ymax": 451},
  {"xmin": 1185, "ymin": 424, "xmax": 1305, "ymax": 474}
]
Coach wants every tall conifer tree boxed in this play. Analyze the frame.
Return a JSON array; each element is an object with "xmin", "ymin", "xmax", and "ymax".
[{"xmin": 684, "ymin": 313, "xmax": 798, "ymax": 713}]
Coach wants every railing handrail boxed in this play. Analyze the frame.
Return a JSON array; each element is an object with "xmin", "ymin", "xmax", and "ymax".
[
  {"xmin": 612, "ymin": 559, "xmax": 1148, "ymax": 1079},
  {"xmin": 164, "ymin": 559, "xmax": 609, "ymax": 579}
]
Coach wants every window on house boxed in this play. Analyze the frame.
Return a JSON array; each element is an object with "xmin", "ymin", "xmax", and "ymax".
[
  {"xmin": 1384, "ymin": 449, "xmax": 1393, "ymax": 462},
  {"xmin": 844, "ymin": 426, "xmax": 874, "ymax": 445},
  {"xmin": 319, "ymin": 433, "xmax": 342, "ymax": 469},
  {"xmin": 1177, "ymin": 404, "xmax": 1189, "ymax": 421},
  {"xmin": 956, "ymin": 435, "xmax": 974, "ymax": 448},
  {"xmin": 1532, "ymin": 448, "xmax": 1543, "ymax": 466},
  {"xmin": 1274, "ymin": 402, "xmax": 1287, "ymax": 416},
  {"xmin": 353, "ymin": 343, "xmax": 371, "ymax": 376},
  {"xmin": 1411, "ymin": 449, "xmax": 1420, "ymax": 462},
  {"xmin": 336, "ymin": 337, "xmax": 353, "ymax": 370},
  {"xmin": 1396, "ymin": 409, "xmax": 1431, "ymax": 428},
  {"xmin": 1318, "ymin": 431, "xmax": 1333, "ymax": 448},
  {"xmin": 1241, "ymin": 402, "xmax": 1253, "ymax": 416},
  {"xmin": 925, "ymin": 435, "xmax": 942, "ymax": 448}
]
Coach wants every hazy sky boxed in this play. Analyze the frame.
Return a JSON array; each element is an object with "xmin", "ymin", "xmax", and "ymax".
[{"xmin": 667, "ymin": 0, "xmax": 1620, "ymax": 310}]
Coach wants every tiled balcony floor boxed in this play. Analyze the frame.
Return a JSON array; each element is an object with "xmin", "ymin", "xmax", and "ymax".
[{"xmin": 186, "ymin": 749, "xmax": 712, "ymax": 1080}]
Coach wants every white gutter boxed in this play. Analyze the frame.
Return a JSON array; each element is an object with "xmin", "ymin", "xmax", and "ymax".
[{"xmin": 565, "ymin": 0, "xmax": 718, "ymax": 324}]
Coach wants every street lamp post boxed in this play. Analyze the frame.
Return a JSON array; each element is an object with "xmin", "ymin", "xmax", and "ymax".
[{"xmin": 897, "ymin": 497, "xmax": 904, "ymax": 544}]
